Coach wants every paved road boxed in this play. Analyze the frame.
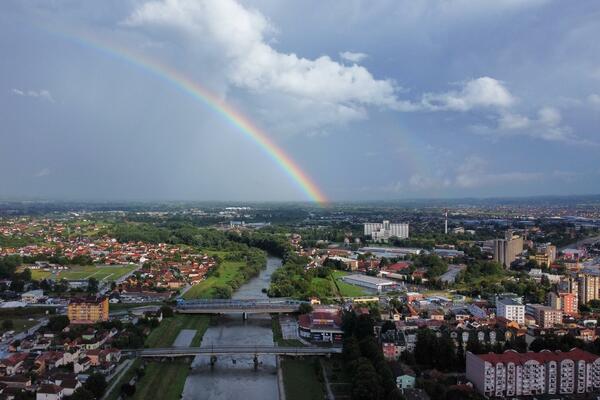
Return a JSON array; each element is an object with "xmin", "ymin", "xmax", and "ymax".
[
  {"xmin": 560, "ymin": 235, "xmax": 600, "ymax": 251},
  {"xmin": 102, "ymin": 358, "xmax": 133, "ymax": 400},
  {"xmin": 129, "ymin": 345, "xmax": 342, "ymax": 358}
]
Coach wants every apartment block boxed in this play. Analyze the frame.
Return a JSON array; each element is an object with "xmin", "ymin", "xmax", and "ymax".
[
  {"xmin": 548, "ymin": 292, "xmax": 578, "ymax": 316},
  {"xmin": 496, "ymin": 296, "xmax": 525, "ymax": 324},
  {"xmin": 363, "ymin": 220, "xmax": 409, "ymax": 242},
  {"xmin": 67, "ymin": 297, "xmax": 109, "ymax": 324},
  {"xmin": 526, "ymin": 304, "xmax": 563, "ymax": 328},
  {"xmin": 493, "ymin": 230, "xmax": 524, "ymax": 268},
  {"xmin": 578, "ymin": 272, "xmax": 600, "ymax": 305},
  {"xmin": 466, "ymin": 349, "xmax": 600, "ymax": 397}
]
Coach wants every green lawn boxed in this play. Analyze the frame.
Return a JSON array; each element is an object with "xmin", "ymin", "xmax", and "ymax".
[
  {"xmin": 330, "ymin": 270, "xmax": 367, "ymax": 298},
  {"xmin": 182, "ymin": 260, "xmax": 245, "ymax": 299},
  {"xmin": 308, "ymin": 277, "xmax": 335, "ymax": 298},
  {"xmin": 30, "ymin": 264, "xmax": 138, "ymax": 282},
  {"xmin": 145, "ymin": 314, "xmax": 210, "ymax": 348},
  {"xmin": 0, "ymin": 318, "xmax": 39, "ymax": 334},
  {"xmin": 281, "ymin": 358, "xmax": 325, "ymax": 400},
  {"xmin": 132, "ymin": 361, "xmax": 190, "ymax": 400}
]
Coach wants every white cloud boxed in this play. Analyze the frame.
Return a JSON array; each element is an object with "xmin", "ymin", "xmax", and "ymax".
[
  {"xmin": 124, "ymin": 0, "xmax": 404, "ymax": 128},
  {"xmin": 421, "ymin": 77, "xmax": 515, "ymax": 111},
  {"xmin": 400, "ymin": 156, "xmax": 541, "ymax": 192},
  {"xmin": 340, "ymin": 51, "xmax": 368, "ymax": 63},
  {"xmin": 588, "ymin": 94, "xmax": 600, "ymax": 108},
  {"xmin": 496, "ymin": 106, "xmax": 583, "ymax": 143},
  {"xmin": 498, "ymin": 112, "xmax": 530, "ymax": 130},
  {"xmin": 538, "ymin": 106, "xmax": 561, "ymax": 126},
  {"xmin": 11, "ymin": 88, "xmax": 54, "ymax": 102},
  {"xmin": 454, "ymin": 156, "xmax": 541, "ymax": 188},
  {"xmin": 34, "ymin": 168, "xmax": 51, "ymax": 178}
]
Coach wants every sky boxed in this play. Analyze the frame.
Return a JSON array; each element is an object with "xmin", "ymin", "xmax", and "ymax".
[{"xmin": 1, "ymin": 0, "xmax": 599, "ymax": 202}]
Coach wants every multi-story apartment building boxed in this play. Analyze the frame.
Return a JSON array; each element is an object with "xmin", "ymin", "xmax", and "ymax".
[
  {"xmin": 578, "ymin": 272, "xmax": 600, "ymax": 305},
  {"xmin": 363, "ymin": 220, "xmax": 409, "ymax": 242},
  {"xmin": 563, "ymin": 275, "xmax": 580, "ymax": 306},
  {"xmin": 548, "ymin": 292, "xmax": 578, "ymax": 316},
  {"xmin": 67, "ymin": 297, "xmax": 109, "ymax": 324},
  {"xmin": 493, "ymin": 230, "xmax": 524, "ymax": 268},
  {"xmin": 530, "ymin": 253, "xmax": 551, "ymax": 268},
  {"xmin": 525, "ymin": 304, "xmax": 563, "ymax": 328},
  {"xmin": 496, "ymin": 296, "xmax": 525, "ymax": 324},
  {"xmin": 466, "ymin": 349, "xmax": 600, "ymax": 397}
]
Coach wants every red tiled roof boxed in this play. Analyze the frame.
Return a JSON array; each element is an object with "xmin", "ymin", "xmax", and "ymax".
[
  {"xmin": 38, "ymin": 384, "xmax": 63, "ymax": 394},
  {"xmin": 476, "ymin": 348, "xmax": 599, "ymax": 366},
  {"xmin": 385, "ymin": 262, "xmax": 411, "ymax": 272}
]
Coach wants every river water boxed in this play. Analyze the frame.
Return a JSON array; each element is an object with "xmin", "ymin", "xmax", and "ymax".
[{"xmin": 182, "ymin": 256, "xmax": 282, "ymax": 400}]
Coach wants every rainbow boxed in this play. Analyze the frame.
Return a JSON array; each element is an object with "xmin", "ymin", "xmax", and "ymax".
[{"xmin": 57, "ymin": 31, "xmax": 328, "ymax": 204}]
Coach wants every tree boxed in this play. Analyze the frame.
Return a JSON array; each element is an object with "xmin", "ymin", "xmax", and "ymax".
[
  {"xmin": 298, "ymin": 303, "xmax": 313, "ymax": 314},
  {"xmin": 83, "ymin": 372, "xmax": 107, "ymax": 399},
  {"xmin": 355, "ymin": 314, "xmax": 375, "ymax": 340},
  {"xmin": 214, "ymin": 285, "xmax": 233, "ymax": 299},
  {"xmin": 47, "ymin": 315, "xmax": 70, "ymax": 332},
  {"xmin": 352, "ymin": 358, "xmax": 383, "ymax": 400},
  {"xmin": 2, "ymin": 320, "xmax": 14, "ymax": 331},
  {"xmin": 70, "ymin": 387, "xmax": 95, "ymax": 400},
  {"xmin": 160, "ymin": 305, "xmax": 174, "ymax": 318},
  {"xmin": 19, "ymin": 268, "xmax": 32, "ymax": 281},
  {"xmin": 87, "ymin": 277, "xmax": 99, "ymax": 293},
  {"xmin": 120, "ymin": 383, "xmax": 136, "ymax": 397}
]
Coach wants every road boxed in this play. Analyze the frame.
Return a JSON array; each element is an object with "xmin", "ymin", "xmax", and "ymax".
[
  {"xmin": 128, "ymin": 345, "xmax": 342, "ymax": 358},
  {"xmin": 560, "ymin": 235, "xmax": 600, "ymax": 251},
  {"xmin": 102, "ymin": 358, "xmax": 133, "ymax": 400},
  {"xmin": 0, "ymin": 318, "xmax": 48, "ymax": 354}
]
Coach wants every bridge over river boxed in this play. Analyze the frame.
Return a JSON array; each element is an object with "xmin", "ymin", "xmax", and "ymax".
[
  {"xmin": 176, "ymin": 298, "xmax": 306, "ymax": 316},
  {"xmin": 125, "ymin": 345, "xmax": 341, "ymax": 358}
]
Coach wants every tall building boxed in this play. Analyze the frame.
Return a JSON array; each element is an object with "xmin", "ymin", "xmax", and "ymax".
[
  {"xmin": 363, "ymin": 220, "xmax": 409, "ymax": 242},
  {"xmin": 493, "ymin": 230, "xmax": 524, "ymax": 268},
  {"xmin": 578, "ymin": 272, "xmax": 600, "ymax": 305},
  {"xmin": 564, "ymin": 275, "xmax": 579, "ymax": 306},
  {"xmin": 548, "ymin": 292, "xmax": 578, "ymax": 316},
  {"xmin": 67, "ymin": 297, "xmax": 109, "ymax": 324},
  {"xmin": 546, "ymin": 245, "xmax": 557, "ymax": 263},
  {"xmin": 496, "ymin": 295, "xmax": 525, "ymax": 324},
  {"xmin": 466, "ymin": 349, "xmax": 600, "ymax": 397},
  {"xmin": 525, "ymin": 303, "xmax": 563, "ymax": 328}
]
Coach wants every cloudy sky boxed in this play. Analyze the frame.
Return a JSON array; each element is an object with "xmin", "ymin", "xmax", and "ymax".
[{"xmin": 1, "ymin": 0, "xmax": 599, "ymax": 202}]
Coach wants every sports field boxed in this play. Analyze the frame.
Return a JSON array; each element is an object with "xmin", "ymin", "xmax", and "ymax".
[{"xmin": 30, "ymin": 265, "xmax": 138, "ymax": 282}]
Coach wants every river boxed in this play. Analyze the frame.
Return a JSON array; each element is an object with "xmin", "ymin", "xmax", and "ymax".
[{"xmin": 182, "ymin": 256, "xmax": 282, "ymax": 400}]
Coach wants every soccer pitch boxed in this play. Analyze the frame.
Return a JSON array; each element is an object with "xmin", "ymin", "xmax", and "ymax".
[{"xmin": 30, "ymin": 265, "xmax": 139, "ymax": 282}]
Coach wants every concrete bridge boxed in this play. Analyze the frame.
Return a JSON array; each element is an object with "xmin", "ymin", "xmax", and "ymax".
[
  {"xmin": 125, "ymin": 345, "xmax": 342, "ymax": 358},
  {"xmin": 176, "ymin": 298, "xmax": 306, "ymax": 316}
]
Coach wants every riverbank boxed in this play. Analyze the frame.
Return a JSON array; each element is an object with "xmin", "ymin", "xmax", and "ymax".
[
  {"xmin": 280, "ymin": 358, "xmax": 326, "ymax": 400},
  {"xmin": 182, "ymin": 256, "xmax": 282, "ymax": 400},
  {"xmin": 183, "ymin": 248, "xmax": 267, "ymax": 299}
]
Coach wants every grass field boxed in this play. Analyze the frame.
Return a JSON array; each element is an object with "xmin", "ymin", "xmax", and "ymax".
[
  {"xmin": 145, "ymin": 314, "xmax": 210, "ymax": 348},
  {"xmin": 182, "ymin": 260, "xmax": 245, "ymax": 299},
  {"xmin": 132, "ymin": 361, "xmax": 190, "ymax": 400},
  {"xmin": 330, "ymin": 270, "xmax": 367, "ymax": 297},
  {"xmin": 281, "ymin": 358, "xmax": 325, "ymax": 400},
  {"xmin": 0, "ymin": 318, "xmax": 39, "ymax": 334},
  {"xmin": 29, "ymin": 264, "xmax": 138, "ymax": 282}
]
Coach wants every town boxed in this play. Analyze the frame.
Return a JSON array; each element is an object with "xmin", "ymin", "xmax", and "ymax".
[{"xmin": 0, "ymin": 200, "xmax": 600, "ymax": 399}]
